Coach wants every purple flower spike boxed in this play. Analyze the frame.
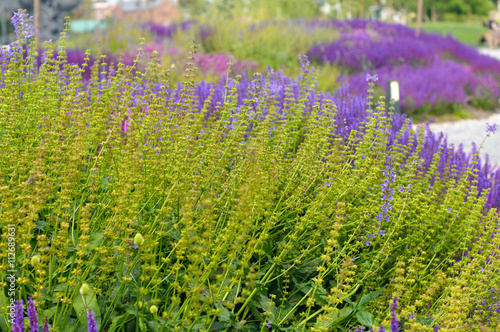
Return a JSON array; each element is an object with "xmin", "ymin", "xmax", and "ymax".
[
  {"xmin": 12, "ymin": 299, "xmax": 24, "ymax": 332},
  {"xmin": 486, "ymin": 123, "xmax": 498, "ymax": 134},
  {"xmin": 27, "ymin": 297, "xmax": 38, "ymax": 332},
  {"xmin": 390, "ymin": 297, "xmax": 399, "ymax": 332},
  {"xmin": 87, "ymin": 309, "xmax": 97, "ymax": 332},
  {"xmin": 42, "ymin": 317, "xmax": 50, "ymax": 332}
]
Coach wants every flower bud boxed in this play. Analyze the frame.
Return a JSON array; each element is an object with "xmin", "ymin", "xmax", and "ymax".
[
  {"xmin": 31, "ymin": 255, "xmax": 40, "ymax": 268},
  {"xmin": 80, "ymin": 283, "xmax": 90, "ymax": 297},
  {"xmin": 149, "ymin": 305, "xmax": 158, "ymax": 315},
  {"xmin": 134, "ymin": 233, "xmax": 144, "ymax": 247}
]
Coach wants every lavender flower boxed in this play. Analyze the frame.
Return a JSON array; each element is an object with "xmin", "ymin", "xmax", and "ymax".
[
  {"xmin": 266, "ymin": 321, "xmax": 272, "ymax": 328},
  {"xmin": 299, "ymin": 54, "xmax": 312, "ymax": 74},
  {"xmin": 10, "ymin": 10, "xmax": 38, "ymax": 42},
  {"xmin": 42, "ymin": 317, "xmax": 50, "ymax": 332},
  {"xmin": 27, "ymin": 297, "xmax": 38, "ymax": 332},
  {"xmin": 12, "ymin": 299, "xmax": 24, "ymax": 332},
  {"xmin": 87, "ymin": 309, "xmax": 97, "ymax": 332},
  {"xmin": 390, "ymin": 297, "xmax": 399, "ymax": 332},
  {"xmin": 486, "ymin": 123, "xmax": 498, "ymax": 135}
]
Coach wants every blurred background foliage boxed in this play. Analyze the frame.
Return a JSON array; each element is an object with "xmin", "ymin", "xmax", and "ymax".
[
  {"xmin": 3, "ymin": 0, "xmax": 500, "ymax": 119},
  {"xmin": 179, "ymin": 0, "xmax": 497, "ymax": 22}
]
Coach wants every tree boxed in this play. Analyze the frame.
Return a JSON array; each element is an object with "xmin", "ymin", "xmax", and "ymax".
[{"xmin": 393, "ymin": 0, "xmax": 494, "ymax": 21}]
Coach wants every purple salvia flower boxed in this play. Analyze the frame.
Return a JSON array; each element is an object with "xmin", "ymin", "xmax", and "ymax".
[
  {"xmin": 12, "ymin": 299, "xmax": 24, "ymax": 332},
  {"xmin": 42, "ymin": 317, "xmax": 50, "ymax": 332},
  {"xmin": 390, "ymin": 297, "xmax": 399, "ymax": 332},
  {"xmin": 376, "ymin": 212, "xmax": 384, "ymax": 222},
  {"xmin": 27, "ymin": 297, "xmax": 38, "ymax": 332},
  {"xmin": 486, "ymin": 123, "xmax": 498, "ymax": 134},
  {"xmin": 266, "ymin": 321, "xmax": 272, "ymax": 328},
  {"xmin": 87, "ymin": 309, "xmax": 97, "ymax": 332},
  {"xmin": 10, "ymin": 10, "xmax": 38, "ymax": 42}
]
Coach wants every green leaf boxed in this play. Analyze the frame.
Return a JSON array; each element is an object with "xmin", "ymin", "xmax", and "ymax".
[
  {"xmin": 246, "ymin": 299, "xmax": 264, "ymax": 321},
  {"xmin": 339, "ymin": 306, "xmax": 353, "ymax": 318},
  {"xmin": 107, "ymin": 313, "xmax": 134, "ymax": 332},
  {"xmin": 215, "ymin": 301, "xmax": 231, "ymax": 323},
  {"xmin": 314, "ymin": 310, "xmax": 338, "ymax": 329},
  {"xmin": 314, "ymin": 285, "xmax": 329, "ymax": 306},
  {"xmin": 147, "ymin": 318, "xmax": 170, "ymax": 331},
  {"xmin": 40, "ymin": 306, "xmax": 57, "ymax": 324},
  {"xmin": 357, "ymin": 288, "xmax": 384, "ymax": 310},
  {"xmin": 102, "ymin": 176, "xmax": 110, "ymax": 187},
  {"xmin": 207, "ymin": 321, "xmax": 226, "ymax": 331},
  {"xmin": 356, "ymin": 310, "xmax": 374, "ymax": 327},
  {"xmin": 344, "ymin": 297, "xmax": 355, "ymax": 305},
  {"xmin": 73, "ymin": 284, "xmax": 101, "ymax": 328},
  {"xmin": 0, "ymin": 294, "xmax": 10, "ymax": 332},
  {"xmin": 36, "ymin": 219, "xmax": 47, "ymax": 230},
  {"xmin": 259, "ymin": 294, "xmax": 278, "ymax": 322},
  {"xmin": 56, "ymin": 316, "xmax": 77, "ymax": 332},
  {"xmin": 124, "ymin": 304, "xmax": 139, "ymax": 316},
  {"xmin": 87, "ymin": 232, "xmax": 104, "ymax": 251},
  {"xmin": 276, "ymin": 301, "xmax": 298, "ymax": 322}
]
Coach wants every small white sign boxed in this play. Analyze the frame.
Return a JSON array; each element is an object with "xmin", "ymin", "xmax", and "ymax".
[{"xmin": 390, "ymin": 81, "xmax": 400, "ymax": 101}]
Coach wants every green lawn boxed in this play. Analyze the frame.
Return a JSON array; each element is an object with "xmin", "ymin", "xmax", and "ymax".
[{"xmin": 408, "ymin": 21, "xmax": 489, "ymax": 46}]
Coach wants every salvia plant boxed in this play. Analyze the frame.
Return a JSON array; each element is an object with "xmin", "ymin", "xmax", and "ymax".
[
  {"xmin": 1, "ymin": 10, "xmax": 500, "ymax": 332},
  {"xmin": 56, "ymin": 17, "xmax": 500, "ymax": 117}
]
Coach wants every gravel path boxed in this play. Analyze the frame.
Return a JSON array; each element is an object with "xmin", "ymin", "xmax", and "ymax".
[
  {"xmin": 423, "ymin": 113, "xmax": 500, "ymax": 168},
  {"xmin": 414, "ymin": 48, "xmax": 500, "ymax": 168},
  {"xmin": 478, "ymin": 48, "xmax": 500, "ymax": 60}
]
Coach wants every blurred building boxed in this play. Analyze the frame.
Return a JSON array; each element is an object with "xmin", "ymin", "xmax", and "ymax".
[
  {"xmin": 92, "ymin": 0, "xmax": 179, "ymax": 23},
  {"xmin": 1, "ymin": 0, "xmax": 83, "ymax": 44}
]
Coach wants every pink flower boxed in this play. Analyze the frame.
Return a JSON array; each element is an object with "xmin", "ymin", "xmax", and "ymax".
[{"xmin": 122, "ymin": 116, "xmax": 130, "ymax": 133}]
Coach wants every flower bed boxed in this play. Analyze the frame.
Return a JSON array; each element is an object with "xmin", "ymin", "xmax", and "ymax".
[{"xmin": 1, "ymin": 11, "xmax": 500, "ymax": 332}]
